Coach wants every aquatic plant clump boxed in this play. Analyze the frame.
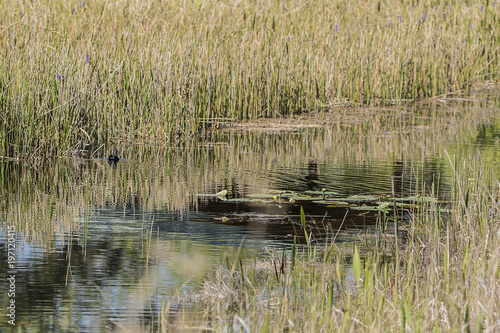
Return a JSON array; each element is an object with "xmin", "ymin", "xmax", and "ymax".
[
  {"xmin": 177, "ymin": 154, "xmax": 500, "ymax": 332},
  {"xmin": 0, "ymin": 0, "xmax": 499, "ymax": 157}
]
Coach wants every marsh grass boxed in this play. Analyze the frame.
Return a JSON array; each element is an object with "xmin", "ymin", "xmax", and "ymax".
[
  {"xmin": 0, "ymin": 94, "xmax": 498, "ymax": 330},
  {"xmin": 0, "ymin": 0, "xmax": 499, "ymax": 157},
  {"xmin": 179, "ymin": 151, "xmax": 500, "ymax": 332},
  {"xmin": 1, "ymin": 98, "xmax": 497, "ymax": 244}
]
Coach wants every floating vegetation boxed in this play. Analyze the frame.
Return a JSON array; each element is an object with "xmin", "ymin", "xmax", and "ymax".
[
  {"xmin": 350, "ymin": 203, "xmax": 391, "ymax": 213},
  {"xmin": 290, "ymin": 196, "xmax": 328, "ymax": 202},
  {"xmin": 180, "ymin": 152, "xmax": 500, "ymax": 332},
  {"xmin": 304, "ymin": 190, "xmax": 339, "ymax": 196},
  {"xmin": 224, "ymin": 190, "xmax": 432, "ymax": 215},
  {"xmin": 391, "ymin": 202, "xmax": 419, "ymax": 209},
  {"xmin": 193, "ymin": 188, "xmax": 439, "ymax": 218},
  {"xmin": 311, "ymin": 200, "xmax": 352, "ymax": 207},
  {"xmin": 343, "ymin": 195, "xmax": 381, "ymax": 203},
  {"xmin": 388, "ymin": 195, "xmax": 437, "ymax": 203},
  {"xmin": 194, "ymin": 189, "xmax": 228, "ymax": 200},
  {"xmin": 215, "ymin": 189, "xmax": 228, "ymax": 198},
  {"xmin": 226, "ymin": 198, "xmax": 270, "ymax": 204},
  {"xmin": 247, "ymin": 194, "xmax": 277, "ymax": 199}
]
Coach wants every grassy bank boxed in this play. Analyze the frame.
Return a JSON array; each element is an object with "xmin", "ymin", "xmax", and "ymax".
[
  {"xmin": 0, "ymin": 0, "xmax": 499, "ymax": 158},
  {"xmin": 176, "ymin": 150, "xmax": 500, "ymax": 332}
]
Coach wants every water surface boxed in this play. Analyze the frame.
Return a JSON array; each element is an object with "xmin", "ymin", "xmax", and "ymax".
[{"xmin": 1, "ymin": 98, "xmax": 499, "ymax": 332}]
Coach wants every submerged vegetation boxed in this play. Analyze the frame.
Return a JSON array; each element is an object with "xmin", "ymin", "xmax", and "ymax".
[
  {"xmin": 175, "ymin": 151, "xmax": 500, "ymax": 332},
  {"xmin": 0, "ymin": 0, "xmax": 499, "ymax": 157}
]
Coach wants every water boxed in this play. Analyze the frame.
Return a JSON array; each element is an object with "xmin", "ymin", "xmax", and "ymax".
[{"xmin": 0, "ymin": 99, "xmax": 499, "ymax": 332}]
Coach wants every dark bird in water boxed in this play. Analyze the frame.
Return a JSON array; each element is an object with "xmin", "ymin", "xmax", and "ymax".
[{"xmin": 108, "ymin": 148, "xmax": 120, "ymax": 163}]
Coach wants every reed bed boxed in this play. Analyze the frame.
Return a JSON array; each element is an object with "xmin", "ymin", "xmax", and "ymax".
[
  {"xmin": 1, "ymin": 99, "xmax": 497, "ymax": 244},
  {"xmin": 176, "ymin": 150, "xmax": 500, "ymax": 332},
  {"xmin": 0, "ymin": 0, "xmax": 498, "ymax": 158}
]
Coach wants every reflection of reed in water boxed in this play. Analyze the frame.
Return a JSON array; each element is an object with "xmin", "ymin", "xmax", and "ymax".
[
  {"xmin": 0, "ymin": 104, "xmax": 494, "ymax": 244},
  {"xmin": 305, "ymin": 159, "xmax": 319, "ymax": 191},
  {"xmin": 392, "ymin": 161, "xmax": 405, "ymax": 197}
]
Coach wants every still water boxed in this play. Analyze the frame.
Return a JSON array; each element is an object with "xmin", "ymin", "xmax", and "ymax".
[{"xmin": 1, "ymin": 99, "xmax": 499, "ymax": 332}]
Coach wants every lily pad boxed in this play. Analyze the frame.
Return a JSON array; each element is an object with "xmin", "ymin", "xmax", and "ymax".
[
  {"xmin": 377, "ymin": 202, "xmax": 391, "ymax": 210},
  {"xmin": 350, "ymin": 205, "xmax": 391, "ymax": 213},
  {"xmin": 304, "ymin": 190, "xmax": 339, "ymax": 196},
  {"xmin": 326, "ymin": 203, "xmax": 352, "ymax": 208},
  {"xmin": 312, "ymin": 200, "xmax": 351, "ymax": 206},
  {"xmin": 247, "ymin": 193, "xmax": 277, "ymax": 199},
  {"xmin": 270, "ymin": 192, "xmax": 297, "ymax": 199},
  {"xmin": 215, "ymin": 190, "xmax": 227, "ymax": 197},
  {"xmin": 395, "ymin": 202, "xmax": 419, "ymax": 209},
  {"xmin": 375, "ymin": 201, "xmax": 419, "ymax": 209},
  {"xmin": 226, "ymin": 198, "xmax": 269, "ymax": 204},
  {"xmin": 388, "ymin": 196, "xmax": 436, "ymax": 203},
  {"xmin": 196, "ymin": 189, "xmax": 227, "ymax": 198},
  {"xmin": 344, "ymin": 195, "xmax": 380, "ymax": 202},
  {"xmin": 290, "ymin": 196, "xmax": 323, "ymax": 201}
]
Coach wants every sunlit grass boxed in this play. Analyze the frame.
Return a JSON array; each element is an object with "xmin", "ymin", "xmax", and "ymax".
[{"xmin": 0, "ymin": 0, "xmax": 499, "ymax": 158}]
